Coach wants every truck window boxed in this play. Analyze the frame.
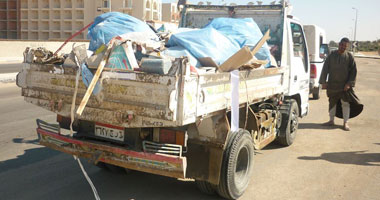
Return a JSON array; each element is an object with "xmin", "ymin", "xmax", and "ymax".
[{"xmin": 291, "ymin": 23, "xmax": 308, "ymax": 72}]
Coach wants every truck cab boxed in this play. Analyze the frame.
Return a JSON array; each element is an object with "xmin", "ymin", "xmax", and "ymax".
[{"xmin": 180, "ymin": 5, "xmax": 310, "ymax": 117}]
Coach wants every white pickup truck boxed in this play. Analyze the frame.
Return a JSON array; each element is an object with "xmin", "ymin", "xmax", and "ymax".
[
  {"xmin": 17, "ymin": 3, "xmax": 310, "ymax": 199},
  {"xmin": 304, "ymin": 24, "xmax": 329, "ymax": 99}
]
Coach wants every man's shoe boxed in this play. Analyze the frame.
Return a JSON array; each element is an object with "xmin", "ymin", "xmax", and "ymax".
[
  {"xmin": 322, "ymin": 121, "xmax": 335, "ymax": 126},
  {"xmin": 343, "ymin": 123, "xmax": 350, "ymax": 131}
]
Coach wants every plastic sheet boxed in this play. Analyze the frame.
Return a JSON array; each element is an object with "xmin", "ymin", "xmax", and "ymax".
[
  {"xmin": 87, "ymin": 12, "xmax": 158, "ymax": 51},
  {"xmin": 168, "ymin": 27, "xmax": 240, "ymax": 66},
  {"xmin": 81, "ymin": 63, "xmax": 101, "ymax": 95},
  {"xmin": 162, "ymin": 46, "xmax": 200, "ymax": 67},
  {"xmin": 205, "ymin": 17, "xmax": 271, "ymax": 67}
]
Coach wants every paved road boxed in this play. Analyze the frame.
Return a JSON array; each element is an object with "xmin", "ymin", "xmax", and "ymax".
[
  {"xmin": 0, "ymin": 58, "xmax": 379, "ymax": 200},
  {"xmin": 0, "ymin": 63, "xmax": 22, "ymax": 74}
]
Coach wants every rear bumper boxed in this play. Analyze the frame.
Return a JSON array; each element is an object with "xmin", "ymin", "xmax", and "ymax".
[{"xmin": 36, "ymin": 120, "xmax": 186, "ymax": 179}]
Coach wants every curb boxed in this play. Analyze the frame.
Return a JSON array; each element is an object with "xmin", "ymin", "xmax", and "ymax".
[
  {"xmin": 0, "ymin": 58, "xmax": 23, "ymax": 64},
  {"xmin": 354, "ymin": 55, "xmax": 380, "ymax": 59},
  {"xmin": 0, "ymin": 73, "xmax": 18, "ymax": 83}
]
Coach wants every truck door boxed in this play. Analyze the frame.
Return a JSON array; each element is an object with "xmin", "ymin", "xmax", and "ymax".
[{"xmin": 289, "ymin": 22, "xmax": 310, "ymax": 116}]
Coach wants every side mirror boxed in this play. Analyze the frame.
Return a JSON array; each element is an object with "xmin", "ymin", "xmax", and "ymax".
[{"xmin": 319, "ymin": 44, "xmax": 329, "ymax": 60}]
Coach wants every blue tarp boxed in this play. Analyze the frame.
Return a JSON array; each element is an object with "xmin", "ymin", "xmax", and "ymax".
[
  {"xmin": 168, "ymin": 17, "xmax": 271, "ymax": 67},
  {"xmin": 87, "ymin": 12, "xmax": 158, "ymax": 51},
  {"xmin": 168, "ymin": 27, "xmax": 241, "ymax": 66},
  {"xmin": 162, "ymin": 46, "xmax": 200, "ymax": 67},
  {"xmin": 81, "ymin": 63, "xmax": 101, "ymax": 95},
  {"xmin": 205, "ymin": 18, "xmax": 271, "ymax": 65}
]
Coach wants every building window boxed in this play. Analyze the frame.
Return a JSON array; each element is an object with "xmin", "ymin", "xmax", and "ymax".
[
  {"xmin": 124, "ymin": 0, "xmax": 132, "ymax": 8},
  {"xmin": 153, "ymin": 1, "xmax": 157, "ymax": 10},
  {"xmin": 103, "ymin": 0, "xmax": 109, "ymax": 8},
  {"xmin": 146, "ymin": 0, "xmax": 151, "ymax": 9}
]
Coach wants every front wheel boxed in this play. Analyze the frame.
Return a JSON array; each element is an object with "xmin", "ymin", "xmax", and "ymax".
[
  {"xmin": 276, "ymin": 99, "xmax": 299, "ymax": 146},
  {"xmin": 216, "ymin": 129, "xmax": 254, "ymax": 199}
]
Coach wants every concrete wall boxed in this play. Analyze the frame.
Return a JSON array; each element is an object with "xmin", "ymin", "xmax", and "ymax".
[
  {"xmin": 132, "ymin": 0, "xmax": 145, "ymax": 20},
  {"xmin": 162, "ymin": 3, "xmax": 178, "ymax": 22},
  {"xmin": 0, "ymin": 41, "xmax": 89, "ymax": 62}
]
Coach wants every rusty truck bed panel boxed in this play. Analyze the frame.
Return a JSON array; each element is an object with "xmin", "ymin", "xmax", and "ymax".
[
  {"xmin": 18, "ymin": 63, "xmax": 285, "ymax": 127},
  {"xmin": 37, "ymin": 127, "xmax": 186, "ymax": 179},
  {"xmin": 196, "ymin": 68, "xmax": 284, "ymax": 117},
  {"xmin": 18, "ymin": 63, "xmax": 179, "ymax": 127}
]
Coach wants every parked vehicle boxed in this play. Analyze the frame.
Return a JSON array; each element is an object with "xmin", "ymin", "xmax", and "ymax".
[
  {"xmin": 304, "ymin": 24, "xmax": 329, "ymax": 99},
  {"xmin": 16, "ymin": 3, "xmax": 310, "ymax": 200}
]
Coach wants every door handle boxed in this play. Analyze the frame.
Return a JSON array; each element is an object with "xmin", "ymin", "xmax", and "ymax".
[{"xmin": 294, "ymin": 75, "xmax": 298, "ymax": 81}]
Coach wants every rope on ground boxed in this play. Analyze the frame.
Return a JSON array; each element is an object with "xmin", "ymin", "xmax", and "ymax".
[
  {"xmin": 70, "ymin": 44, "xmax": 101, "ymax": 200},
  {"xmin": 75, "ymin": 156, "xmax": 101, "ymax": 200}
]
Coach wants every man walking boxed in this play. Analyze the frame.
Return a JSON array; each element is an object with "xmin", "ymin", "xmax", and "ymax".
[{"xmin": 319, "ymin": 37, "xmax": 357, "ymax": 131}]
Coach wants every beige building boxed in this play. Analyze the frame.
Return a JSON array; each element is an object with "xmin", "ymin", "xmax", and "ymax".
[
  {"xmin": 19, "ymin": 0, "xmax": 97, "ymax": 40},
  {"xmin": 97, "ymin": 0, "xmax": 162, "ymax": 21},
  {"xmin": 0, "ymin": 0, "xmax": 19, "ymax": 39},
  {"xmin": 8, "ymin": 0, "xmax": 163, "ymax": 40},
  {"xmin": 162, "ymin": 3, "xmax": 179, "ymax": 23}
]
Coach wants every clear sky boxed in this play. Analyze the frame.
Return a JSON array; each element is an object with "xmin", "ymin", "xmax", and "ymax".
[{"xmin": 162, "ymin": 0, "xmax": 380, "ymax": 42}]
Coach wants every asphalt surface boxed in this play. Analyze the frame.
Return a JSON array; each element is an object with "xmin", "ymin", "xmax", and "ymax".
[
  {"xmin": 0, "ymin": 57, "xmax": 379, "ymax": 200},
  {"xmin": 0, "ymin": 63, "xmax": 22, "ymax": 74}
]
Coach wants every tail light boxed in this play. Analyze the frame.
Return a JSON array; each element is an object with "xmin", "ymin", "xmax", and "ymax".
[
  {"xmin": 153, "ymin": 128, "xmax": 187, "ymax": 146},
  {"xmin": 310, "ymin": 64, "xmax": 317, "ymax": 78}
]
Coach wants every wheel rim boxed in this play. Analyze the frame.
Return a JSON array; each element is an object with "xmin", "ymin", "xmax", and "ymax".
[
  {"xmin": 290, "ymin": 110, "xmax": 298, "ymax": 133},
  {"xmin": 235, "ymin": 146, "xmax": 250, "ymax": 188}
]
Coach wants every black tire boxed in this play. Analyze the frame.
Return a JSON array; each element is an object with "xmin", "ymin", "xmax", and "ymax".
[
  {"xmin": 105, "ymin": 163, "xmax": 126, "ymax": 173},
  {"xmin": 312, "ymin": 86, "xmax": 321, "ymax": 100},
  {"xmin": 216, "ymin": 129, "xmax": 254, "ymax": 200},
  {"xmin": 195, "ymin": 180, "xmax": 216, "ymax": 195},
  {"xmin": 95, "ymin": 162, "xmax": 133, "ymax": 174},
  {"xmin": 95, "ymin": 161, "xmax": 108, "ymax": 170},
  {"xmin": 276, "ymin": 99, "xmax": 299, "ymax": 146}
]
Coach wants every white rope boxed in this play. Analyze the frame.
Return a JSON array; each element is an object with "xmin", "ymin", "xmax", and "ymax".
[
  {"xmin": 75, "ymin": 156, "xmax": 101, "ymax": 200},
  {"xmin": 70, "ymin": 59, "xmax": 80, "ymax": 135},
  {"xmin": 71, "ymin": 46, "xmax": 101, "ymax": 200}
]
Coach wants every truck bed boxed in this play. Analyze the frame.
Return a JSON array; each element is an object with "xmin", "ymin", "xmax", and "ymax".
[{"xmin": 17, "ymin": 62, "xmax": 285, "ymax": 128}]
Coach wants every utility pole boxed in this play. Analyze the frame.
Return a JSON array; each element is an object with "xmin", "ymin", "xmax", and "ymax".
[{"xmin": 352, "ymin": 7, "xmax": 358, "ymax": 54}]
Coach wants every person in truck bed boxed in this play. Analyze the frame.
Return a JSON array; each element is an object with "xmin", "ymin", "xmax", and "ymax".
[{"xmin": 319, "ymin": 37, "xmax": 358, "ymax": 131}]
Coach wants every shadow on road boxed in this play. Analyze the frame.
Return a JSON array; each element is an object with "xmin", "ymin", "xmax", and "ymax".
[
  {"xmin": 299, "ymin": 123, "xmax": 342, "ymax": 130},
  {"xmin": 1, "ymin": 138, "xmax": 223, "ymax": 200},
  {"xmin": 298, "ymin": 151, "xmax": 380, "ymax": 166},
  {"xmin": 13, "ymin": 137, "xmax": 39, "ymax": 144},
  {"xmin": 0, "ymin": 146, "xmax": 61, "ymax": 173},
  {"xmin": 88, "ymin": 169, "xmax": 223, "ymax": 200}
]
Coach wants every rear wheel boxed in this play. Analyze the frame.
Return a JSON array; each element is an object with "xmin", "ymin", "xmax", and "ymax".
[
  {"xmin": 216, "ymin": 129, "xmax": 254, "ymax": 199},
  {"xmin": 276, "ymin": 99, "xmax": 299, "ymax": 146},
  {"xmin": 312, "ymin": 86, "xmax": 321, "ymax": 100},
  {"xmin": 195, "ymin": 180, "xmax": 215, "ymax": 195},
  {"xmin": 95, "ymin": 162, "xmax": 128, "ymax": 173}
]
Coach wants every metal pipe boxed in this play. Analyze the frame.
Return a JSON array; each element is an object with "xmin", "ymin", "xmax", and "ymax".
[{"xmin": 352, "ymin": 7, "xmax": 358, "ymax": 54}]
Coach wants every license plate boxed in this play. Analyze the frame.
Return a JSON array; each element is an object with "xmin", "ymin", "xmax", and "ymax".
[{"xmin": 95, "ymin": 123, "xmax": 124, "ymax": 142}]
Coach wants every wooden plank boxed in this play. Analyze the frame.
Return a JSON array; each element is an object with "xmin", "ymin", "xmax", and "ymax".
[
  {"xmin": 218, "ymin": 46, "xmax": 253, "ymax": 72},
  {"xmin": 250, "ymin": 30, "xmax": 271, "ymax": 57},
  {"xmin": 218, "ymin": 30, "xmax": 271, "ymax": 72},
  {"xmin": 76, "ymin": 41, "xmax": 115, "ymax": 116}
]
